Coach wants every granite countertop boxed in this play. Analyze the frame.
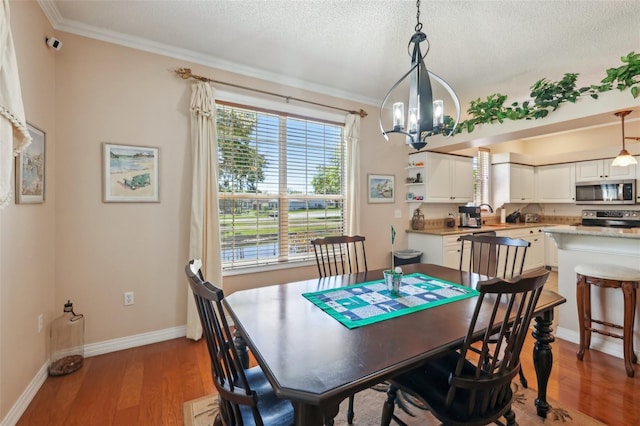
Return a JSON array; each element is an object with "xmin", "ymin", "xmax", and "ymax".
[
  {"xmin": 407, "ymin": 222, "xmax": 557, "ymax": 236},
  {"xmin": 542, "ymin": 225, "xmax": 640, "ymax": 239}
]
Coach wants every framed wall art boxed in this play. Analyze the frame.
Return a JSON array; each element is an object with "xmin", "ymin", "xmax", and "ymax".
[
  {"xmin": 367, "ymin": 174, "xmax": 395, "ymax": 203},
  {"xmin": 102, "ymin": 143, "xmax": 159, "ymax": 202},
  {"xmin": 15, "ymin": 123, "xmax": 46, "ymax": 204}
]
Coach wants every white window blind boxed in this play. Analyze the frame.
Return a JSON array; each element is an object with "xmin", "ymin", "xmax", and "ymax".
[
  {"xmin": 473, "ymin": 148, "xmax": 491, "ymax": 206},
  {"xmin": 216, "ymin": 102, "xmax": 346, "ymax": 270}
]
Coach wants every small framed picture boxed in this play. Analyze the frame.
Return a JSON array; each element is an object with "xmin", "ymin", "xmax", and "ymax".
[
  {"xmin": 102, "ymin": 143, "xmax": 159, "ymax": 202},
  {"xmin": 367, "ymin": 174, "xmax": 395, "ymax": 203},
  {"xmin": 15, "ymin": 123, "xmax": 46, "ymax": 204}
]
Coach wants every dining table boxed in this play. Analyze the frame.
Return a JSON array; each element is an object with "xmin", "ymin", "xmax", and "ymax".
[{"xmin": 223, "ymin": 263, "xmax": 566, "ymax": 426}]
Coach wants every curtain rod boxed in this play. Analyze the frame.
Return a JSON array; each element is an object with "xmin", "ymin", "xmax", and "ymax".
[{"xmin": 174, "ymin": 68, "xmax": 368, "ymax": 118}]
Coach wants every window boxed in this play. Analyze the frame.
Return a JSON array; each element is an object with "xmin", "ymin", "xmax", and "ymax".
[
  {"xmin": 216, "ymin": 101, "xmax": 346, "ymax": 270},
  {"xmin": 473, "ymin": 148, "xmax": 491, "ymax": 206}
]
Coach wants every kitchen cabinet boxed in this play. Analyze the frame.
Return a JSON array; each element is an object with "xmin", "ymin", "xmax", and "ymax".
[
  {"xmin": 492, "ymin": 163, "xmax": 535, "ymax": 206},
  {"xmin": 408, "ymin": 232, "xmax": 473, "ymax": 270},
  {"xmin": 575, "ymin": 159, "xmax": 636, "ymax": 182},
  {"xmin": 636, "ymin": 156, "xmax": 640, "ymax": 204},
  {"xmin": 535, "ymin": 163, "xmax": 575, "ymax": 203},
  {"xmin": 495, "ymin": 227, "xmax": 546, "ymax": 271},
  {"xmin": 407, "ymin": 152, "xmax": 473, "ymax": 203}
]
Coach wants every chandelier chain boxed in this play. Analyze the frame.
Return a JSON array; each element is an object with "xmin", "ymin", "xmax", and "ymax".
[{"xmin": 415, "ymin": 0, "xmax": 422, "ymax": 32}]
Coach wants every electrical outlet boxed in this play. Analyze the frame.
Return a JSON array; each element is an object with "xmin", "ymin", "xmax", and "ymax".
[
  {"xmin": 38, "ymin": 314, "xmax": 44, "ymax": 333},
  {"xmin": 124, "ymin": 291, "xmax": 134, "ymax": 306}
]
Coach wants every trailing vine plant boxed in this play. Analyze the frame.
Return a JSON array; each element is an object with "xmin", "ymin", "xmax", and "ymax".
[{"xmin": 446, "ymin": 51, "xmax": 640, "ymax": 136}]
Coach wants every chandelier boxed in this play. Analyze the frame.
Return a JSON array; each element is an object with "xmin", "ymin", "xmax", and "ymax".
[
  {"xmin": 379, "ymin": 0, "xmax": 460, "ymax": 151},
  {"xmin": 611, "ymin": 110, "xmax": 638, "ymax": 167}
]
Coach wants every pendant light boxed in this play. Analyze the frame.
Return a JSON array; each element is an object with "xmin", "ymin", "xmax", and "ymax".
[
  {"xmin": 611, "ymin": 110, "xmax": 638, "ymax": 167},
  {"xmin": 379, "ymin": 0, "xmax": 460, "ymax": 151}
]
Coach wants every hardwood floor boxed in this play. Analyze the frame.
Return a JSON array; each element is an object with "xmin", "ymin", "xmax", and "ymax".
[{"xmin": 16, "ymin": 273, "xmax": 640, "ymax": 425}]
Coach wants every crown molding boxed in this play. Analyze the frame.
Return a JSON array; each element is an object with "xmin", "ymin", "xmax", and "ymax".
[{"xmin": 35, "ymin": 1, "xmax": 379, "ymax": 108}]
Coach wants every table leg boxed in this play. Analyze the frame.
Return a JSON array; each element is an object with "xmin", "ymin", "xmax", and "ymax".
[
  {"xmin": 233, "ymin": 329, "xmax": 249, "ymax": 369},
  {"xmin": 531, "ymin": 310, "xmax": 555, "ymax": 418},
  {"xmin": 293, "ymin": 402, "xmax": 339, "ymax": 426}
]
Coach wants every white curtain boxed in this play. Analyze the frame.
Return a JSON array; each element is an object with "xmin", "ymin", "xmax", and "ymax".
[
  {"xmin": 345, "ymin": 114, "xmax": 361, "ymax": 235},
  {"xmin": 187, "ymin": 82, "xmax": 223, "ymax": 340},
  {"xmin": 0, "ymin": 0, "xmax": 31, "ymax": 208}
]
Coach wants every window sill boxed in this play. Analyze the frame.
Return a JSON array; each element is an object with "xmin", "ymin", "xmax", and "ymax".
[{"xmin": 222, "ymin": 259, "xmax": 316, "ymax": 277}]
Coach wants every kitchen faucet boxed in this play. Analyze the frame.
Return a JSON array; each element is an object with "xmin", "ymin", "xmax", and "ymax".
[{"xmin": 478, "ymin": 203, "xmax": 494, "ymax": 213}]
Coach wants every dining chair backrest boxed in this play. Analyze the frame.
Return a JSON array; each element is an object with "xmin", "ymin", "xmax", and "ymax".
[
  {"xmin": 185, "ymin": 260, "xmax": 264, "ymax": 425},
  {"xmin": 459, "ymin": 234, "xmax": 530, "ymax": 279},
  {"xmin": 447, "ymin": 267, "xmax": 549, "ymax": 419},
  {"xmin": 310, "ymin": 235, "xmax": 368, "ymax": 277}
]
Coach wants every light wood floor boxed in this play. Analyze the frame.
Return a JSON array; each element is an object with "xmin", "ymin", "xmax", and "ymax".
[{"xmin": 17, "ymin": 273, "xmax": 640, "ymax": 425}]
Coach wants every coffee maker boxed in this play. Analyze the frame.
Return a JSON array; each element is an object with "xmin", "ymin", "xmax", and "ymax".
[{"xmin": 458, "ymin": 206, "xmax": 481, "ymax": 228}]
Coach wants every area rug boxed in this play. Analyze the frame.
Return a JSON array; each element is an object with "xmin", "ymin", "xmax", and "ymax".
[{"xmin": 183, "ymin": 382, "xmax": 604, "ymax": 426}]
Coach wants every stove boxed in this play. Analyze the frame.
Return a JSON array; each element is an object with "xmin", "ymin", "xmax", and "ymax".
[{"xmin": 581, "ymin": 209, "xmax": 640, "ymax": 228}]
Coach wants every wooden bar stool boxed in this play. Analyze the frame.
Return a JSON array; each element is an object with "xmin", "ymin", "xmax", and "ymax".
[{"xmin": 575, "ymin": 264, "xmax": 640, "ymax": 377}]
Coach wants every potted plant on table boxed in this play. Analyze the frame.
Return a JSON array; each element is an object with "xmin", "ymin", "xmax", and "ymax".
[{"xmin": 384, "ymin": 226, "xmax": 403, "ymax": 294}]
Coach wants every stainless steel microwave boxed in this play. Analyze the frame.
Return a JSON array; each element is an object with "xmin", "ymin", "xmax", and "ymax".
[{"xmin": 575, "ymin": 180, "xmax": 636, "ymax": 204}]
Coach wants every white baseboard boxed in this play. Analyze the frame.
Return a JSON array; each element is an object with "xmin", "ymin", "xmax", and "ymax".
[{"xmin": 1, "ymin": 326, "xmax": 187, "ymax": 426}]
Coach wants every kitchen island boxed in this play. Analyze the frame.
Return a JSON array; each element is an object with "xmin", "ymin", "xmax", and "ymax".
[{"xmin": 543, "ymin": 225, "xmax": 640, "ymax": 360}]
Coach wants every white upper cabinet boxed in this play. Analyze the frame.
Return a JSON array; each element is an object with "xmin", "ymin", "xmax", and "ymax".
[
  {"xmin": 575, "ymin": 159, "xmax": 636, "ymax": 182},
  {"xmin": 536, "ymin": 163, "xmax": 576, "ymax": 203},
  {"xmin": 409, "ymin": 152, "xmax": 473, "ymax": 203},
  {"xmin": 492, "ymin": 163, "xmax": 535, "ymax": 207}
]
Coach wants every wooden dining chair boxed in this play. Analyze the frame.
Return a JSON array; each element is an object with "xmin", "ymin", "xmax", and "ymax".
[
  {"xmin": 459, "ymin": 234, "xmax": 530, "ymax": 279},
  {"xmin": 311, "ymin": 235, "xmax": 368, "ymax": 278},
  {"xmin": 185, "ymin": 259, "xmax": 294, "ymax": 426},
  {"xmin": 310, "ymin": 235, "xmax": 367, "ymax": 424},
  {"xmin": 459, "ymin": 234, "xmax": 532, "ymax": 387},
  {"xmin": 381, "ymin": 268, "xmax": 550, "ymax": 426}
]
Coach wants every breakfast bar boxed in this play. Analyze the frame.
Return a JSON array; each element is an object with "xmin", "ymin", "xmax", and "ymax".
[{"xmin": 543, "ymin": 225, "xmax": 640, "ymax": 359}]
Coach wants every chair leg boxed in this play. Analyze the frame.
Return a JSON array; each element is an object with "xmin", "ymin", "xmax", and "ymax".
[
  {"xmin": 576, "ymin": 274, "xmax": 587, "ymax": 360},
  {"xmin": 503, "ymin": 407, "xmax": 516, "ymax": 426},
  {"xmin": 622, "ymin": 282, "xmax": 635, "ymax": 377},
  {"xmin": 518, "ymin": 366, "xmax": 528, "ymax": 388},
  {"xmin": 381, "ymin": 385, "xmax": 398, "ymax": 426},
  {"xmin": 347, "ymin": 395, "xmax": 355, "ymax": 424}
]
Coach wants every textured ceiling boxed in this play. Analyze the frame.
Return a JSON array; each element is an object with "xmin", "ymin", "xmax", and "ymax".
[{"xmin": 39, "ymin": 1, "xmax": 640, "ymax": 120}]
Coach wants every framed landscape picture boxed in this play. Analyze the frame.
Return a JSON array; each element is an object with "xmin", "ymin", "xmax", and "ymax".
[
  {"xmin": 367, "ymin": 174, "xmax": 395, "ymax": 203},
  {"xmin": 15, "ymin": 123, "xmax": 46, "ymax": 204},
  {"xmin": 102, "ymin": 143, "xmax": 159, "ymax": 202}
]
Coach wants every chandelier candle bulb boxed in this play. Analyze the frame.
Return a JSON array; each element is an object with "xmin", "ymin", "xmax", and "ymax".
[
  {"xmin": 408, "ymin": 108, "xmax": 419, "ymax": 134},
  {"xmin": 433, "ymin": 100, "xmax": 444, "ymax": 127},
  {"xmin": 392, "ymin": 102, "xmax": 404, "ymax": 129}
]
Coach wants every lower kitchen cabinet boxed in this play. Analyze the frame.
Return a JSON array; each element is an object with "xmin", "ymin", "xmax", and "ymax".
[
  {"xmin": 495, "ymin": 227, "xmax": 546, "ymax": 270},
  {"xmin": 408, "ymin": 232, "xmax": 473, "ymax": 270},
  {"xmin": 408, "ymin": 225, "xmax": 552, "ymax": 272}
]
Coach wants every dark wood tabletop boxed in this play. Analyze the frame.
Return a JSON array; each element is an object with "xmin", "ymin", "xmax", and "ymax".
[{"xmin": 223, "ymin": 263, "xmax": 566, "ymax": 425}]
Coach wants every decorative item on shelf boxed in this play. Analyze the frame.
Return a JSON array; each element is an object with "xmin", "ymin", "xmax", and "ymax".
[
  {"xmin": 378, "ymin": 0, "xmax": 460, "ymax": 151},
  {"xmin": 611, "ymin": 110, "xmax": 639, "ymax": 167},
  {"xmin": 406, "ymin": 192, "xmax": 414, "ymax": 200},
  {"xmin": 411, "ymin": 208, "xmax": 425, "ymax": 230},
  {"xmin": 406, "ymin": 177, "xmax": 416, "ymax": 183},
  {"xmin": 415, "ymin": 172, "xmax": 422, "ymax": 183}
]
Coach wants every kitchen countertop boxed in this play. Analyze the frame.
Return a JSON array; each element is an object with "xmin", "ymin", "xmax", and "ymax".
[
  {"xmin": 407, "ymin": 222, "xmax": 556, "ymax": 236},
  {"xmin": 542, "ymin": 225, "xmax": 640, "ymax": 239}
]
